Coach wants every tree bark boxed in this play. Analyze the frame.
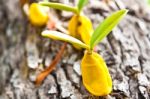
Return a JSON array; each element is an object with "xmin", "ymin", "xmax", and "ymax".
[{"xmin": 0, "ymin": 0, "xmax": 150, "ymax": 99}]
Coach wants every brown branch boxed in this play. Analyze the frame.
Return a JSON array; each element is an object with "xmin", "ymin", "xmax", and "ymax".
[{"xmin": 35, "ymin": 42, "xmax": 67, "ymax": 86}]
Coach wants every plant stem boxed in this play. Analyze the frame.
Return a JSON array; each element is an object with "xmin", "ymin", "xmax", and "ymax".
[
  {"xmin": 87, "ymin": 49, "xmax": 93, "ymax": 55},
  {"xmin": 35, "ymin": 42, "xmax": 67, "ymax": 86},
  {"xmin": 39, "ymin": 2, "xmax": 79, "ymax": 14}
]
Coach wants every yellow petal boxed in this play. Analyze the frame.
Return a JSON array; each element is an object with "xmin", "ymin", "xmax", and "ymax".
[
  {"xmin": 29, "ymin": 3, "xmax": 49, "ymax": 26},
  {"xmin": 77, "ymin": 15, "xmax": 93, "ymax": 45},
  {"xmin": 68, "ymin": 14, "xmax": 93, "ymax": 49},
  {"xmin": 68, "ymin": 15, "xmax": 79, "ymax": 38},
  {"xmin": 81, "ymin": 51, "xmax": 112, "ymax": 96}
]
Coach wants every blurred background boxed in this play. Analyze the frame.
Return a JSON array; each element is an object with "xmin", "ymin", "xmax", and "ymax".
[{"xmin": 0, "ymin": 0, "xmax": 150, "ymax": 99}]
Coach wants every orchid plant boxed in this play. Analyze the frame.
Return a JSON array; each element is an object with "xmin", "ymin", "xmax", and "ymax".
[{"xmin": 41, "ymin": 9, "xmax": 128, "ymax": 96}]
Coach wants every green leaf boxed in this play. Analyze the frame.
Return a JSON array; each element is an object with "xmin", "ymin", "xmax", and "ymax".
[
  {"xmin": 77, "ymin": 0, "xmax": 88, "ymax": 12},
  {"xmin": 147, "ymin": 0, "xmax": 150, "ymax": 5},
  {"xmin": 42, "ymin": 30, "xmax": 89, "ymax": 49},
  {"xmin": 43, "ymin": 0, "xmax": 48, "ymax": 2},
  {"xmin": 39, "ymin": 2, "xmax": 78, "ymax": 14},
  {"xmin": 90, "ymin": 9, "xmax": 128, "ymax": 49}
]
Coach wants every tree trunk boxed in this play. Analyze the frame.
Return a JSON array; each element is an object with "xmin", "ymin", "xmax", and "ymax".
[{"xmin": 0, "ymin": 0, "xmax": 150, "ymax": 99}]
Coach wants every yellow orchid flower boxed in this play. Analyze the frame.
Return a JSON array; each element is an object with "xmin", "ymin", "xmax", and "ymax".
[
  {"xmin": 29, "ymin": 3, "xmax": 49, "ymax": 26},
  {"xmin": 81, "ymin": 51, "xmax": 112, "ymax": 96},
  {"xmin": 39, "ymin": 1, "xmax": 91, "ymax": 49},
  {"xmin": 68, "ymin": 14, "xmax": 93, "ymax": 49},
  {"xmin": 40, "ymin": 0, "xmax": 128, "ymax": 96}
]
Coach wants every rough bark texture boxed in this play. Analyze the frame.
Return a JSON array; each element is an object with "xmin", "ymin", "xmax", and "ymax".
[{"xmin": 0, "ymin": 0, "xmax": 150, "ymax": 99}]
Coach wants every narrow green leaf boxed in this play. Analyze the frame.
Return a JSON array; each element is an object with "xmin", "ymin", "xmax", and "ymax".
[
  {"xmin": 43, "ymin": 0, "xmax": 48, "ymax": 2},
  {"xmin": 42, "ymin": 30, "xmax": 89, "ymax": 49},
  {"xmin": 147, "ymin": 0, "xmax": 150, "ymax": 5},
  {"xmin": 90, "ymin": 9, "xmax": 128, "ymax": 49},
  {"xmin": 39, "ymin": 2, "xmax": 78, "ymax": 14},
  {"xmin": 77, "ymin": 0, "xmax": 88, "ymax": 12}
]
